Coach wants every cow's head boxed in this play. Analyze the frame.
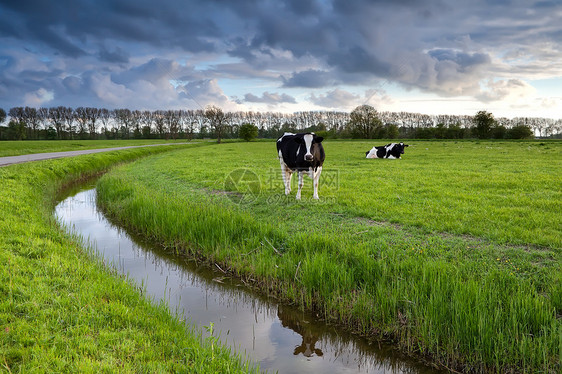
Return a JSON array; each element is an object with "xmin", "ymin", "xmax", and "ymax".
[
  {"xmin": 365, "ymin": 147, "xmax": 377, "ymax": 158},
  {"xmin": 296, "ymin": 133, "xmax": 324, "ymax": 161},
  {"xmin": 396, "ymin": 142, "xmax": 409, "ymax": 154}
]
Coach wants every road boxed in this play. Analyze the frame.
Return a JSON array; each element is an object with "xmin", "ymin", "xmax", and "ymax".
[{"xmin": 0, "ymin": 143, "xmax": 187, "ymax": 167}]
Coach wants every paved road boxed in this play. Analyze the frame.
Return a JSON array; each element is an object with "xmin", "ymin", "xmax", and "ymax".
[{"xmin": 0, "ymin": 143, "xmax": 187, "ymax": 167}]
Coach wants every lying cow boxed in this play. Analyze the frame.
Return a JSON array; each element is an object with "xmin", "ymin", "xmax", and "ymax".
[
  {"xmin": 365, "ymin": 142, "xmax": 409, "ymax": 159},
  {"xmin": 277, "ymin": 132, "xmax": 325, "ymax": 200}
]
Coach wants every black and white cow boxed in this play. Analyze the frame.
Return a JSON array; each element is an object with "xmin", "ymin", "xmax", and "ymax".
[
  {"xmin": 365, "ymin": 142, "xmax": 409, "ymax": 159},
  {"xmin": 277, "ymin": 132, "xmax": 325, "ymax": 200}
]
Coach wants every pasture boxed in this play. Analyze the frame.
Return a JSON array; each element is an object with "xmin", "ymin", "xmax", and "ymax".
[{"xmin": 96, "ymin": 139, "xmax": 561, "ymax": 372}]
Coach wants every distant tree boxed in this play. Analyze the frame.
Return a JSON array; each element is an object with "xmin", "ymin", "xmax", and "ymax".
[
  {"xmin": 75, "ymin": 107, "xmax": 89, "ymax": 138},
  {"xmin": 204, "ymin": 105, "xmax": 231, "ymax": 143},
  {"xmin": 491, "ymin": 124, "xmax": 507, "ymax": 139},
  {"xmin": 132, "ymin": 110, "xmax": 143, "ymax": 139},
  {"xmin": 280, "ymin": 122, "xmax": 296, "ymax": 134},
  {"xmin": 182, "ymin": 110, "xmax": 198, "ymax": 141},
  {"xmin": 8, "ymin": 107, "xmax": 25, "ymax": 139},
  {"xmin": 154, "ymin": 110, "xmax": 166, "ymax": 139},
  {"xmin": 114, "ymin": 109, "xmax": 132, "ymax": 138},
  {"xmin": 22, "ymin": 107, "xmax": 42, "ymax": 139},
  {"xmin": 48, "ymin": 107, "xmax": 65, "ymax": 139},
  {"xmin": 507, "ymin": 125, "xmax": 534, "ymax": 139},
  {"xmin": 445, "ymin": 123, "xmax": 466, "ymax": 139},
  {"xmin": 59, "ymin": 107, "xmax": 74, "ymax": 139},
  {"xmin": 384, "ymin": 123, "xmax": 399, "ymax": 139},
  {"xmin": 141, "ymin": 125, "xmax": 152, "ymax": 139},
  {"xmin": 165, "ymin": 110, "xmax": 180, "ymax": 140},
  {"xmin": 45, "ymin": 126, "xmax": 57, "ymax": 140},
  {"xmin": 348, "ymin": 105, "xmax": 383, "ymax": 138},
  {"xmin": 98, "ymin": 108, "xmax": 111, "ymax": 136},
  {"xmin": 239, "ymin": 123, "xmax": 258, "ymax": 141},
  {"xmin": 38, "ymin": 107, "xmax": 49, "ymax": 137},
  {"xmin": 140, "ymin": 110, "xmax": 154, "ymax": 138},
  {"xmin": 473, "ymin": 111, "xmax": 496, "ymax": 139},
  {"xmin": 85, "ymin": 107, "xmax": 100, "ymax": 139},
  {"xmin": 0, "ymin": 108, "xmax": 6, "ymax": 125}
]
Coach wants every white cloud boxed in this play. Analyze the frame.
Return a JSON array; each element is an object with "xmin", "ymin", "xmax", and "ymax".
[
  {"xmin": 477, "ymin": 78, "xmax": 536, "ymax": 103},
  {"xmin": 23, "ymin": 88, "xmax": 54, "ymax": 106},
  {"xmin": 308, "ymin": 89, "xmax": 362, "ymax": 110}
]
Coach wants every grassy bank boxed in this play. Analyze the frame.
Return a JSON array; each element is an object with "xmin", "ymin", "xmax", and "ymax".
[
  {"xmin": 0, "ymin": 144, "xmax": 259, "ymax": 373},
  {"xmin": 0, "ymin": 139, "xmax": 194, "ymax": 157},
  {"xmin": 96, "ymin": 140, "xmax": 561, "ymax": 373}
]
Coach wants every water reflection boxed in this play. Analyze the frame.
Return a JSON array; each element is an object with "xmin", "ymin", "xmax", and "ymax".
[
  {"xmin": 278, "ymin": 306, "xmax": 324, "ymax": 358},
  {"xmin": 55, "ymin": 187, "xmax": 442, "ymax": 374}
]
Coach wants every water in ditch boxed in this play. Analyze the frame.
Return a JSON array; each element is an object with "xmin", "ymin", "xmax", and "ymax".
[{"xmin": 55, "ymin": 185, "xmax": 443, "ymax": 374}]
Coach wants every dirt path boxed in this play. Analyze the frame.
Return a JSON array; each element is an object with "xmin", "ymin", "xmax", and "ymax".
[{"xmin": 0, "ymin": 143, "xmax": 187, "ymax": 167}]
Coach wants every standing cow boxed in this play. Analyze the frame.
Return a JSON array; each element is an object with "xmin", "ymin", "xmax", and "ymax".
[
  {"xmin": 277, "ymin": 132, "xmax": 325, "ymax": 200},
  {"xmin": 365, "ymin": 142, "xmax": 409, "ymax": 159}
]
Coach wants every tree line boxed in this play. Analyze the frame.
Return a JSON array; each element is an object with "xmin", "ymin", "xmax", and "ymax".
[{"xmin": 1, "ymin": 104, "xmax": 560, "ymax": 141}]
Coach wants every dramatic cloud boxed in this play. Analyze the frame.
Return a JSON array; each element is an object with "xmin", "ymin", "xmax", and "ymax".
[
  {"xmin": 0, "ymin": 0, "xmax": 561, "ymax": 118},
  {"xmin": 282, "ymin": 70, "xmax": 335, "ymax": 88}
]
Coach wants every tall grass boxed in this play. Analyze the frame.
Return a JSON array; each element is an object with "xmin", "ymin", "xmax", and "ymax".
[
  {"xmin": 0, "ymin": 144, "xmax": 259, "ymax": 373},
  {"xmin": 96, "ymin": 140, "xmax": 561, "ymax": 373}
]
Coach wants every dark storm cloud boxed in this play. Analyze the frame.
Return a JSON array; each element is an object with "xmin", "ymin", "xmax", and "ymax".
[
  {"xmin": 112, "ymin": 58, "xmax": 176, "ymax": 85},
  {"xmin": 98, "ymin": 45, "xmax": 130, "ymax": 64},
  {"xmin": 282, "ymin": 70, "xmax": 334, "ymax": 88},
  {"xmin": 0, "ymin": 0, "xmax": 220, "ymax": 57},
  {"xmin": 0, "ymin": 0, "xmax": 561, "ymax": 111},
  {"xmin": 428, "ymin": 50, "xmax": 491, "ymax": 70}
]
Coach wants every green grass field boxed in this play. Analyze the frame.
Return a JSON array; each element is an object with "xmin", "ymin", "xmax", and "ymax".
[
  {"xmin": 0, "ymin": 143, "xmax": 259, "ymax": 373},
  {"xmin": 96, "ymin": 139, "xmax": 562, "ymax": 373},
  {"xmin": 0, "ymin": 139, "xmax": 193, "ymax": 157}
]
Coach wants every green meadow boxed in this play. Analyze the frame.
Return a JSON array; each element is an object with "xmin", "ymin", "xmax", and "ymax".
[
  {"xmin": 0, "ymin": 143, "xmax": 259, "ymax": 373},
  {"xmin": 96, "ymin": 140, "xmax": 562, "ymax": 373}
]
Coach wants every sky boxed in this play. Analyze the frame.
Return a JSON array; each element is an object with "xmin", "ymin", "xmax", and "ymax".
[{"xmin": 1, "ymin": 0, "xmax": 561, "ymax": 119}]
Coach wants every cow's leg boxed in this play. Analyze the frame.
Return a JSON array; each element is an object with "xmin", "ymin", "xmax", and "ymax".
[
  {"xmin": 296, "ymin": 171, "xmax": 304, "ymax": 200},
  {"xmin": 312, "ymin": 166, "xmax": 322, "ymax": 200},
  {"xmin": 279, "ymin": 158, "xmax": 292, "ymax": 195},
  {"xmin": 285, "ymin": 169, "xmax": 293, "ymax": 195}
]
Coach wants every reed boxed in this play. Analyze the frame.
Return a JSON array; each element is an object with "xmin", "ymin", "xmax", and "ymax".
[{"xmin": 96, "ymin": 140, "xmax": 561, "ymax": 372}]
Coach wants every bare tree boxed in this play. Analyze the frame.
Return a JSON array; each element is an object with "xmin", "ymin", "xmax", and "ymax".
[
  {"xmin": 204, "ymin": 105, "xmax": 231, "ymax": 143},
  {"xmin": 165, "ymin": 110, "xmax": 180, "ymax": 140},
  {"xmin": 8, "ymin": 107, "xmax": 24, "ymax": 124},
  {"xmin": 85, "ymin": 107, "xmax": 100, "ymax": 139},
  {"xmin": 97, "ymin": 108, "xmax": 111, "ymax": 138},
  {"xmin": 153, "ymin": 110, "xmax": 167, "ymax": 138},
  {"xmin": 75, "ymin": 107, "xmax": 89, "ymax": 138},
  {"xmin": 21, "ymin": 107, "xmax": 42, "ymax": 139},
  {"xmin": 131, "ymin": 110, "xmax": 143, "ymax": 138},
  {"xmin": 114, "ymin": 108, "xmax": 132, "ymax": 138},
  {"xmin": 139, "ymin": 110, "xmax": 154, "ymax": 138},
  {"xmin": 60, "ymin": 107, "xmax": 74, "ymax": 139},
  {"xmin": 8, "ymin": 107, "xmax": 26, "ymax": 139},
  {"xmin": 38, "ymin": 107, "xmax": 49, "ymax": 134},
  {"xmin": 48, "ymin": 107, "xmax": 65, "ymax": 139}
]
